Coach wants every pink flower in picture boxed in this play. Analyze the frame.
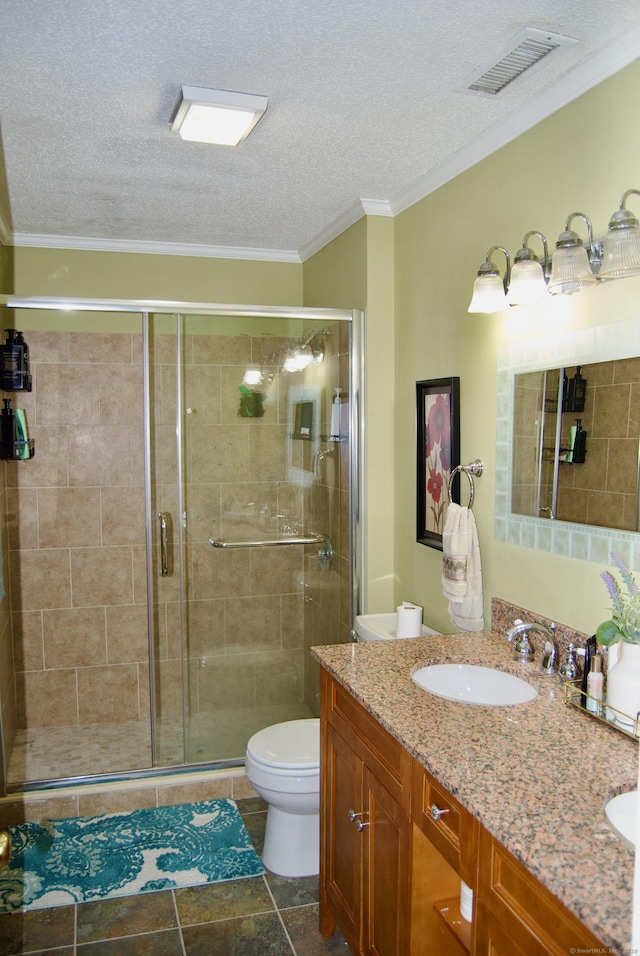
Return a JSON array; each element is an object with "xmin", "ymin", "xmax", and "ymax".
[
  {"xmin": 427, "ymin": 468, "xmax": 443, "ymax": 504},
  {"xmin": 426, "ymin": 394, "xmax": 451, "ymax": 470}
]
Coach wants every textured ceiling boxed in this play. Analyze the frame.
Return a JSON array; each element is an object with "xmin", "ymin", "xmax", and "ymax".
[{"xmin": 0, "ymin": 0, "xmax": 639, "ymax": 259}]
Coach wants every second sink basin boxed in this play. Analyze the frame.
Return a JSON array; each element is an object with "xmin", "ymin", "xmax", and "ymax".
[
  {"xmin": 605, "ymin": 790, "xmax": 637, "ymax": 847},
  {"xmin": 412, "ymin": 663, "xmax": 538, "ymax": 706}
]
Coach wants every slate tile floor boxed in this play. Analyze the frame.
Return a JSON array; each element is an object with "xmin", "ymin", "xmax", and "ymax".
[{"xmin": 0, "ymin": 798, "xmax": 350, "ymax": 956}]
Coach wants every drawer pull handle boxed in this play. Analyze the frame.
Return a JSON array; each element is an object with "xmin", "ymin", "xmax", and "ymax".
[
  {"xmin": 348, "ymin": 809, "xmax": 370, "ymax": 830},
  {"xmin": 430, "ymin": 803, "xmax": 450, "ymax": 822}
]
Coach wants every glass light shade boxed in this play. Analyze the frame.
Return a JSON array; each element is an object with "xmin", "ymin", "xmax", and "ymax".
[
  {"xmin": 468, "ymin": 274, "xmax": 508, "ymax": 313},
  {"xmin": 506, "ymin": 259, "xmax": 548, "ymax": 305},
  {"xmin": 548, "ymin": 245, "xmax": 597, "ymax": 296},
  {"xmin": 599, "ymin": 225, "xmax": 640, "ymax": 280},
  {"xmin": 243, "ymin": 368, "xmax": 263, "ymax": 386}
]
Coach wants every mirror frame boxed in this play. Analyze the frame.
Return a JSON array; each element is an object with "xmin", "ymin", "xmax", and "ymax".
[{"xmin": 495, "ymin": 315, "xmax": 640, "ymax": 571}]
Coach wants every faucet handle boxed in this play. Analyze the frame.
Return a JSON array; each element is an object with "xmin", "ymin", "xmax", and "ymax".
[
  {"xmin": 514, "ymin": 632, "xmax": 535, "ymax": 662},
  {"xmin": 507, "ymin": 618, "xmax": 524, "ymax": 643}
]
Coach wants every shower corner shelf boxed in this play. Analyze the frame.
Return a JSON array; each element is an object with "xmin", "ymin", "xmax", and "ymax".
[{"xmin": 320, "ymin": 434, "xmax": 347, "ymax": 443}]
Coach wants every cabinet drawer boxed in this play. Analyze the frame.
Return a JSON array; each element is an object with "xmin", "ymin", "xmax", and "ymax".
[
  {"xmin": 324, "ymin": 672, "xmax": 411, "ymax": 809},
  {"xmin": 476, "ymin": 827, "xmax": 605, "ymax": 954},
  {"xmin": 412, "ymin": 761, "xmax": 477, "ymax": 884}
]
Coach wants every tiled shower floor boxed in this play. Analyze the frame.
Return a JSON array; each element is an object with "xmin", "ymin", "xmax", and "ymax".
[
  {"xmin": 7, "ymin": 704, "xmax": 316, "ymax": 785},
  {"xmin": 0, "ymin": 799, "xmax": 350, "ymax": 956}
]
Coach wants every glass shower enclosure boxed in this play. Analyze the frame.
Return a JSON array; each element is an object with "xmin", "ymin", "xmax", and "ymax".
[{"xmin": 0, "ymin": 298, "xmax": 362, "ymax": 794}]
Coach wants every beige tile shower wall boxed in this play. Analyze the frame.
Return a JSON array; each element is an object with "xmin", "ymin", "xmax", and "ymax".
[
  {"xmin": 511, "ymin": 372, "xmax": 543, "ymax": 517},
  {"xmin": 6, "ymin": 331, "xmax": 148, "ymax": 729},
  {"xmin": 0, "ymin": 464, "xmax": 15, "ymax": 782},
  {"xmin": 557, "ymin": 360, "xmax": 640, "ymax": 530},
  {"xmin": 6, "ymin": 325, "xmax": 346, "ymax": 735}
]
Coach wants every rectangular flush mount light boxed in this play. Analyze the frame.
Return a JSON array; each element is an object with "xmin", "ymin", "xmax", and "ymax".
[{"xmin": 171, "ymin": 86, "xmax": 268, "ymax": 146}]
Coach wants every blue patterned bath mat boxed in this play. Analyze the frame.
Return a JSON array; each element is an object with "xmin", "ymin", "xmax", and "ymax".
[{"xmin": 0, "ymin": 798, "xmax": 264, "ymax": 913}]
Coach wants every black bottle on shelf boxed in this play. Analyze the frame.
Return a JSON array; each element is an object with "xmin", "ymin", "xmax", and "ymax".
[
  {"xmin": 571, "ymin": 366, "xmax": 586, "ymax": 412},
  {"xmin": 0, "ymin": 328, "xmax": 30, "ymax": 391},
  {"xmin": 0, "ymin": 398, "xmax": 16, "ymax": 459},
  {"xmin": 15, "ymin": 329, "xmax": 32, "ymax": 391},
  {"xmin": 572, "ymin": 419, "xmax": 587, "ymax": 463}
]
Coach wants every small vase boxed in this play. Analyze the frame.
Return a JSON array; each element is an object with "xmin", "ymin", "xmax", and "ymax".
[{"xmin": 606, "ymin": 641, "xmax": 640, "ymax": 730}]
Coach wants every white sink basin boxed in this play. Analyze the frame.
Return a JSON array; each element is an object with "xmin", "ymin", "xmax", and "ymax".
[
  {"xmin": 605, "ymin": 790, "xmax": 637, "ymax": 847},
  {"xmin": 412, "ymin": 663, "xmax": 538, "ymax": 706}
]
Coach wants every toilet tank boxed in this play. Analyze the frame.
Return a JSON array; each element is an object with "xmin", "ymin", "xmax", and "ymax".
[{"xmin": 353, "ymin": 613, "xmax": 440, "ymax": 642}]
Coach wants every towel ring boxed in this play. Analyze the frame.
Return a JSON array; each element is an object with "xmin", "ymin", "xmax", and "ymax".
[{"xmin": 448, "ymin": 459, "xmax": 484, "ymax": 510}]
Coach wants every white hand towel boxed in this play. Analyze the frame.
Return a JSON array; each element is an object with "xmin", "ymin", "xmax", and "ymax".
[{"xmin": 442, "ymin": 503, "xmax": 484, "ymax": 632}]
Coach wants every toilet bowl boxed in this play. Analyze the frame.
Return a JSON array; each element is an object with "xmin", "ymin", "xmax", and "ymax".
[{"xmin": 245, "ymin": 718, "xmax": 320, "ymax": 878}]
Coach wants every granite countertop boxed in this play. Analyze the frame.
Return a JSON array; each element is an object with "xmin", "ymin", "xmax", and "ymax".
[{"xmin": 311, "ymin": 631, "xmax": 638, "ymax": 954}]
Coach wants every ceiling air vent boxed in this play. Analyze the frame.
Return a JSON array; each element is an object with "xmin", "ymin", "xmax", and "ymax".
[{"xmin": 460, "ymin": 28, "xmax": 578, "ymax": 97}]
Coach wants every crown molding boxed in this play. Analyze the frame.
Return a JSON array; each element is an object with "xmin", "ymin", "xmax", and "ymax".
[
  {"xmin": 389, "ymin": 26, "xmax": 640, "ymax": 217},
  {"xmin": 298, "ymin": 200, "xmax": 368, "ymax": 261},
  {"xmin": 11, "ymin": 231, "xmax": 302, "ymax": 263},
  {"xmin": 6, "ymin": 30, "xmax": 640, "ymax": 264}
]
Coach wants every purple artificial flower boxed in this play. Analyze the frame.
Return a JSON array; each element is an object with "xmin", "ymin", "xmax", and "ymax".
[
  {"xmin": 600, "ymin": 570, "xmax": 623, "ymax": 612},
  {"xmin": 610, "ymin": 551, "xmax": 638, "ymax": 596}
]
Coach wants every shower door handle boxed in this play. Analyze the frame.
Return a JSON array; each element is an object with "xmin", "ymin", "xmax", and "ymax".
[{"xmin": 158, "ymin": 512, "xmax": 171, "ymax": 577}]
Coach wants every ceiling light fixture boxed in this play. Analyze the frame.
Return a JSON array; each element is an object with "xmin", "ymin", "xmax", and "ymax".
[
  {"xmin": 171, "ymin": 86, "xmax": 268, "ymax": 146},
  {"xmin": 468, "ymin": 188, "xmax": 640, "ymax": 312}
]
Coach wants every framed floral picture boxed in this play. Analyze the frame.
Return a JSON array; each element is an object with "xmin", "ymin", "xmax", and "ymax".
[{"xmin": 416, "ymin": 377, "xmax": 460, "ymax": 549}]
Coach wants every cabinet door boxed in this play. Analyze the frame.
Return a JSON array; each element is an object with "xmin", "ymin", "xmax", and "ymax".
[
  {"xmin": 476, "ymin": 827, "xmax": 606, "ymax": 955},
  {"xmin": 362, "ymin": 766, "xmax": 410, "ymax": 956},
  {"xmin": 323, "ymin": 723, "xmax": 364, "ymax": 951}
]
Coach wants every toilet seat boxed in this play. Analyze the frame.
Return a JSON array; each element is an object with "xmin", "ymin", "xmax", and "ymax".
[{"xmin": 246, "ymin": 718, "xmax": 319, "ymax": 771}]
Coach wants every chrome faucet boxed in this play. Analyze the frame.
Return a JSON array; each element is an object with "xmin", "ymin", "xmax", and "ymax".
[{"xmin": 506, "ymin": 621, "xmax": 558, "ymax": 671}]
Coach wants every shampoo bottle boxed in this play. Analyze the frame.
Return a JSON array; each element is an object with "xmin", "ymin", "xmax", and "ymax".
[
  {"xmin": 0, "ymin": 329, "xmax": 25, "ymax": 390},
  {"xmin": 330, "ymin": 387, "xmax": 341, "ymax": 438},
  {"xmin": 572, "ymin": 366, "xmax": 586, "ymax": 411}
]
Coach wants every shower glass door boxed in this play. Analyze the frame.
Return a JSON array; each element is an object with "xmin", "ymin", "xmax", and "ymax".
[
  {"xmin": 148, "ymin": 309, "xmax": 355, "ymax": 768},
  {"xmin": 0, "ymin": 299, "xmax": 358, "ymax": 792}
]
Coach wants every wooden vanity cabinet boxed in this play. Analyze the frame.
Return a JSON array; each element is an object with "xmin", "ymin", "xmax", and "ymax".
[
  {"xmin": 474, "ymin": 827, "xmax": 606, "ymax": 955},
  {"xmin": 320, "ymin": 669, "xmax": 412, "ymax": 956},
  {"xmin": 320, "ymin": 669, "xmax": 609, "ymax": 956}
]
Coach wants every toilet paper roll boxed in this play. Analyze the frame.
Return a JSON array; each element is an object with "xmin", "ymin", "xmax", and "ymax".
[
  {"xmin": 396, "ymin": 603, "xmax": 423, "ymax": 639},
  {"xmin": 460, "ymin": 881, "xmax": 473, "ymax": 922}
]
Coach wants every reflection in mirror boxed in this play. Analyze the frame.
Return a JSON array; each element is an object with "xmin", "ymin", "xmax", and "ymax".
[
  {"xmin": 513, "ymin": 359, "xmax": 640, "ymax": 531},
  {"xmin": 494, "ymin": 315, "xmax": 640, "ymax": 569}
]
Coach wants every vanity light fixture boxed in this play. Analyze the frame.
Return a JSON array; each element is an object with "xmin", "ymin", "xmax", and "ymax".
[
  {"xmin": 171, "ymin": 86, "xmax": 268, "ymax": 146},
  {"xmin": 599, "ymin": 189, "xmax": 640, "ymax": 281},
  {"xmin": 467, "ymin": 246, "xmax": 510, "ymax": 313},
  {"xmin": 469, "ymin": 187, "xmax": 640, "ymax": 312},
  {"xmin": 282, "ymin": 332, "xmax": 326, "ymax": 372},
  {"xmin": 548, "ymin": 212, "xmax": 600, "ymax": 295},
  {"xmin": 506, "ymin": 231, "xmax": 550, "ymax": 305}
]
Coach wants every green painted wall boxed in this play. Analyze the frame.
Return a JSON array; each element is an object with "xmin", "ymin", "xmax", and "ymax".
[
  {"xmin": 304, "ymin": 215, "xmax": 397, "ymax": 611},
  {"xmin": 11, "ymin": 246, "xmax": 303, "ymax": 305},
  {"xmin": 394, "ymin": 58, "xmax": 640, "ymax": 636}
]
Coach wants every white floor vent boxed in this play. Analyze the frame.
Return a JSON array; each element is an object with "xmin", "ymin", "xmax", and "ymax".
[{"xmin": 459, "ymin": 28, "xmax": 578, "ymax": 97}]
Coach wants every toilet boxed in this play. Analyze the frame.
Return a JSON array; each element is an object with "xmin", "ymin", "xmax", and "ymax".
[{"xmin": 245, "ymin": 717, "xmax": 320, "ymax": 878}]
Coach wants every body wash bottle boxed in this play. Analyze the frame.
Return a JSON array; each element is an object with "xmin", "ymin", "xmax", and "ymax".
[
  {"xmin": 330, "ymin": 387, "xmax": 341, "ymax": 439},
  {"xmin": 14, "ymin": 408, "xmax": 31, "ymax": 459}
]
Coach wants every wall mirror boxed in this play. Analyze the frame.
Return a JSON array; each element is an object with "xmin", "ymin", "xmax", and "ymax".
[
  {"xmin": 495, "ymin": 315, "xmax": 640, "ymax": 570},
  {"xmin": 512, "ymin": 359, "xmax": 640, "ymax": 530}
]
